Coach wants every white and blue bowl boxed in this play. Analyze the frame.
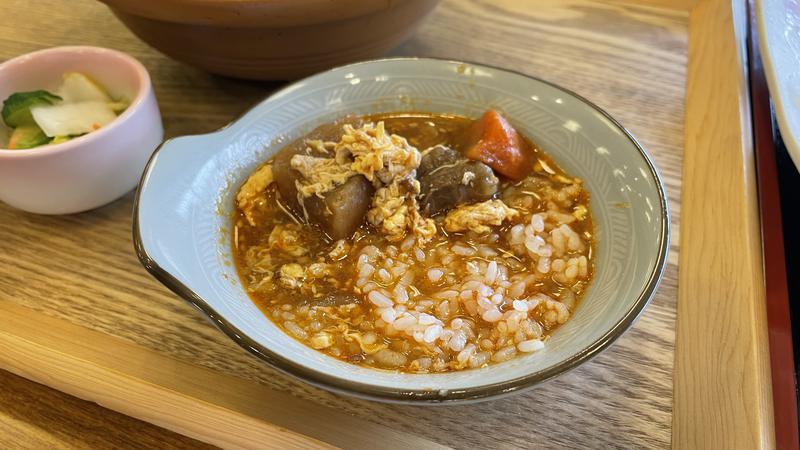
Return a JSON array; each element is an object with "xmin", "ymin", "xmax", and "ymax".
[{"xmin": 134, "ymin": 58, "xmax": 669, "ymax": 403}]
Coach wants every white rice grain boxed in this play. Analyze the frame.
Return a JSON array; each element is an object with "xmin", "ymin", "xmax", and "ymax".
[
  {"xmin": 284, "ymin": 321, "xmax": 308, "ymax": 340},
  {"xmin": 531, "ymin": 213, "xmax": 545, "ymax": 232},
  {"xmin": 427, "ymin": 268, "xmax": 445, "ymax": 282},
  {"xmin": 363, "ymin": 331, "xmax": 378, "ymax": 345},
  {"xmin": 391, "ymin": 264, "xmax": 408, "ymax": 278},
  {"xmin": 448, "ymin": 330, "xmax": 467, "ymax": 351},
  {"xmin": 482, "ymin": 308, "xmax": 503, "ymax": 322},
  {"xmin": 457, "ymin": 344, "xmax": 476, "ymax": 364},
  {"xmin": 492, "ymin": 345, "xmax": 517, "ymax": 362},
  {"xmin": 434, "ymin": 290, "xmax": 458, "ymax": 299},
  {"xmin": 485, "ymin": 261, "xmax": 498, "ymax": 284},
  {"xmin": 565, "ymin": 264, "xmax": 578, "ymax": 280},
  {"xmin": 537, "ymin": 257, "xmax": 551, "ymax": 274},
  {"xmin": 393, "ymin": 285, "xmax": 409, "ymax": 304},
  {"xmin": 478, "ymin": 247, "xmax": 498, "ymax": 258},
  {"xmin": 437, "ymin": 300, "xmax": 450, "ymax": 318},
  {"xmin": 509, "ymin": 224, "xmax": 525, "ymax": 244},
  {"xmin": 518, "ymin": 339, "xmax": 545, "ymax": 353},
  {"xmin": 509, "ymin": 281, "xmax": 526, "ymax": 298},
  {"xmin": 378, "ymin": 268, "xmax": 392, "ymax": 282},
  {"xmin": 462, "ymin": 280, "xmax": 481, "ymax": 291},
  {"xmin": 423, "ymin": 324, "xmax": 443, "ymax": 343},
  {"xmin": 368, "ymin": 290, "xmax": 393, "ymax": 308},
  {"xmin": 452, "ymin": 244, "xmax": 475, "ymax": 256},
  {"xmin": 380, "ymin": 307, "xmax": 397, "ymax": 323},
  {"xmin": 393, "ymin": 314, "xmax": 417, "ymax": 330},
  {"xmin": 469, "ymin": 352, "xmax": 490, "ymax": 368},
  {"xmin": 477, "ymin": 296, "xmax": 493, "ymax": 310},
  {"xmin": 358, "ymin": 263, "xmax": 375, "ymax": 279},
  {"xmin": 418, "ymin": 313, "xmax": 437, "ymax": 325}
]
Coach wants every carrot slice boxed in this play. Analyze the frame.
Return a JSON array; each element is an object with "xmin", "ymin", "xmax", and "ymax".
[{"xmin": 461, "ymin": 109, "xmax": 533, "ymax": 180}]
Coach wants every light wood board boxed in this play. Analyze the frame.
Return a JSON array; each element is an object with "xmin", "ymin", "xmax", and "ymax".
[
  {"xmin": 0, "ymin": 0, "xmax": 772, "ymax": 448},
  {"xmin": 673, "ymin": 0, "xmax": 775, "ymax": 448},
  {"xmin": 0, "ymin": 301, "xmax": 444, "ymax": 450}
]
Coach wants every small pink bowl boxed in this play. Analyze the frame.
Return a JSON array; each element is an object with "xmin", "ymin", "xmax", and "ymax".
[{"xmin": 0, "ymin": 46, "xmax": 163, "ymax": 214}]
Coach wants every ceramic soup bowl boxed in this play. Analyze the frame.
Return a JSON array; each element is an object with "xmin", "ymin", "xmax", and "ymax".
[{"xmin": 134, "ymin": 58, "xmax": 669, "ymax": 403}]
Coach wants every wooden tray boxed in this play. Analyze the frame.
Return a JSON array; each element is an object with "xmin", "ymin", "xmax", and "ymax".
[{"xmin": 0, "ymin": 0, "xmax": 774, "ymax": 448}]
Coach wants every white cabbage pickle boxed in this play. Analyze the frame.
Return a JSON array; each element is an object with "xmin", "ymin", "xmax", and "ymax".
[
  {"xmin": 1, "ymin": 72, "xmax": 128, "ymax": 149},
  {"xmin": 56, "ymin": 72, "xmax": 112, "ymax": 103},
  {"xmin": 31, "ymin": 101, "xmax": 117, "ymax": 137}
]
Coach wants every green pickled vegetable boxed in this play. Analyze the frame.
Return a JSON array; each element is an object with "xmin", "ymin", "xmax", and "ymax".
[
  {"xmin": 107, "ymin": 100, "xmax": 129, "ymax": 114},
  {"xmin": 50, "ymin": 135, "xmax": 74, "ymax": 145},
  {"xmin": 2, "ymin": 90, "xmax": 62, "ymax": 128},
  {"xmin": 8, "ymin": 124, "xmax": 51, "ymax": 149}
]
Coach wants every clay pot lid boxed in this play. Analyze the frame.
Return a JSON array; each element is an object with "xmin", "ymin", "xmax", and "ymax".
[{"xmin": 100, "ymin": 0, "xmax": 405, "ymax": 27}]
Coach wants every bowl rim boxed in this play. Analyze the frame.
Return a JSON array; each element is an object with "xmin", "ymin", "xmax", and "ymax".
[
  {"xmin": 0, "ymin": 45, "xmax": 152, "ymax": 157},
  {"xmin": 100, "ymin": 0, "xmax": 440, "ymax": 28},
  {"xmin": 132, "ymin": 57, "xmax": 670, "ymax": 403}
]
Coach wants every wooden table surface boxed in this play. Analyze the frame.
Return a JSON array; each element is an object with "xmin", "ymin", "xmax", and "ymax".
[
  {"xmin": 0, "ymin": 0, "xmax": 774, "ymax": 448},
  {"xmin": 0, "ymin": 370, "xmax": 210, "ymax": 449}
]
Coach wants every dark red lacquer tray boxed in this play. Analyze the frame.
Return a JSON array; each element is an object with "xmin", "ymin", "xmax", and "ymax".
[{"xmin": 748, "ymin": 3, "xmax": 800, "ymax": 447}]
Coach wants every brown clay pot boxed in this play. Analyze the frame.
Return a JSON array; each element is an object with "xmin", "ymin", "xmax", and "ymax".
[{"xmin": 98, "ymin": 0, "xmax": 441, "ymax": 80}]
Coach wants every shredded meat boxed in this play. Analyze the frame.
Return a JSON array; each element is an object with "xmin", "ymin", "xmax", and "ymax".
[
  {"xmin": 443, "ymin": 199, "xmax": 520, "ymax": 234},
  {"xmin": 367, "ymin": 176, "xmax": 436, "ymax": 243},
  {"xmin": 290, "ymin": 155, "xmax": 355, "ymax": 198},
  {"xmin": 236, "ymin": 164, "xmax": 274, "ymax": 225},
  {"xmin": 334, "ymin": 122, "xmax": 421, "ymax": 185}
]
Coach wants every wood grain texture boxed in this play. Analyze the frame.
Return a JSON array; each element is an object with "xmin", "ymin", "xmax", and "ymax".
[
  {"xmin": 673, "ymin": 0, "xmax": 775, "ymax": 448},
  {"xmin": 617, "ymin": 0, "xmax": 699, "ymax": 10},
  {"xmin": 0, "ymin": 0, "xmax": 689, "ymax": 448},
  {"xmin": 0, "ymin": 369, "xmax": 213, "ymax": 450},
  {"xmin": 0, "ymin": 301, "xmax": 446, "ymax": 450}
]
